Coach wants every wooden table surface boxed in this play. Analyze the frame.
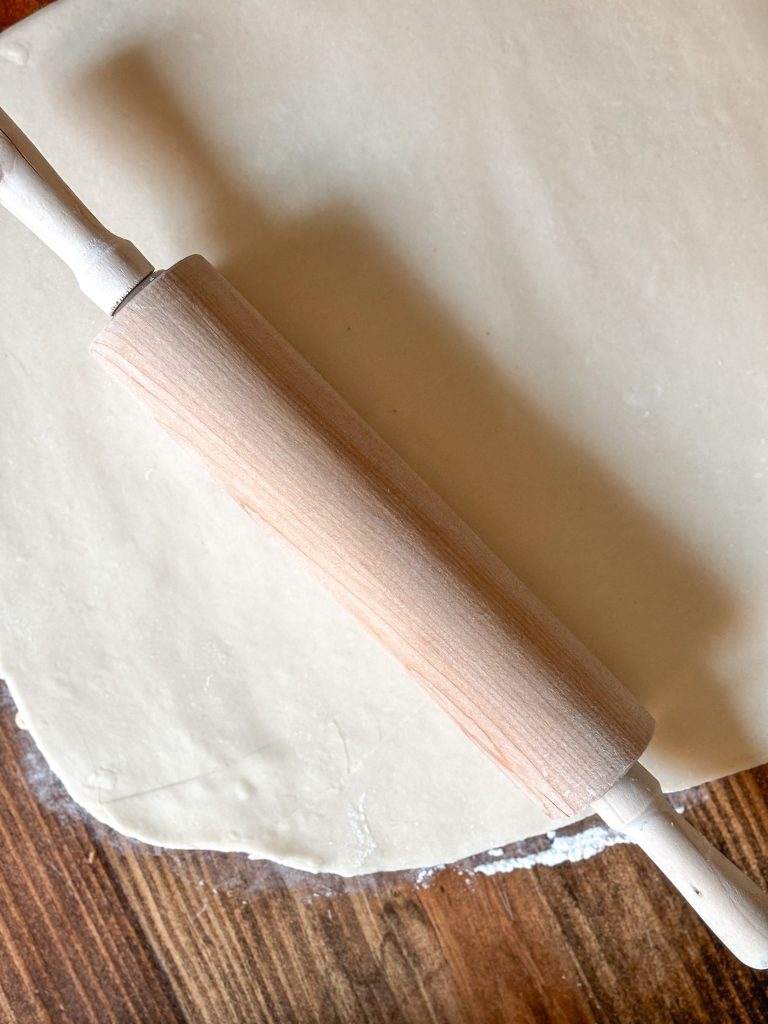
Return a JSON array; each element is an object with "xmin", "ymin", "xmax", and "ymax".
[
  {"xmin": 3, "ymin": 685, "xmax": 768, "ymax": 1024},
  {"xmin": 3, "ymin": 2, "xmax": 768, "ymax": 1021}
]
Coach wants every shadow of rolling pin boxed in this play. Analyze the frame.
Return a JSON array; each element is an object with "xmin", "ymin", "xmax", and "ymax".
[{"xmin": 2, "ymin": 105, "xmax": 767, "ymax": 967}]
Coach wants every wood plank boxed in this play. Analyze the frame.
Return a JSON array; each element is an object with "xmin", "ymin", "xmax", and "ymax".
[{"xmin": 0, "ymin": 688, "xmax": 185, "ymax": 1023}]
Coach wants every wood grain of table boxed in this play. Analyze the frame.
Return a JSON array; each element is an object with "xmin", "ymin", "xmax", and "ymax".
[
  {"xmin": 3, "ymin": 2, "xmax": 768, "ymax": 1021},
  {"xmin": 0, "ymin": 0, "xmax": 52, "ymax": 32},
  {"xmin": 2, "ymin": 684, "xmax": 768, "ymax": 1024}
]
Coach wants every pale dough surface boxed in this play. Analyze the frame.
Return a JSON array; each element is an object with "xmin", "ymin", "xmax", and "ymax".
[{"xmin": 1, "ymin": 0, "xmax": 768, "ymax": 874}]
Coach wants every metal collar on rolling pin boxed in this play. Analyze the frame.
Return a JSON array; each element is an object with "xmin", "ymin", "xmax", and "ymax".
[{"xmin": 1, "ymin": 104, "xmax": 767, "ymax": 969}]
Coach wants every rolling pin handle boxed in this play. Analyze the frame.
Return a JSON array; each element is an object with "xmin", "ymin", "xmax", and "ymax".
[
  {"xmin": 593, "ymin": 762, "xmax": 768, "ymax": 969},
  {"xmin": 0, "ymin": 106, "xmax": 153, "ymax": 314}
]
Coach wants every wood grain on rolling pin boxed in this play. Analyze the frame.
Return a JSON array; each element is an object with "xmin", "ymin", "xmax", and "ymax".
[{"xmin": 91, "ymin": 255, "xmax": 654, "ymax": 816}]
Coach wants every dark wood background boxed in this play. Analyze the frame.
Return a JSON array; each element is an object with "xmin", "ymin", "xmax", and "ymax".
[
  {"xmin": 3, "ymin": 685, "xmax": 768, "ymax": 1024},
  {"xmin": 0, "ymin": 0, "xmax": 51, "ymax": 30},
  {"xmin": 2, "ymin": 2, "xmax": 768, "ymax": 1021}
]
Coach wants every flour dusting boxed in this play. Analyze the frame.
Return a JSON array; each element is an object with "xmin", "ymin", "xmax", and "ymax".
[
  {"xmin": 471, "ymin": 824, "xmax": 629, "ymax": 876},
  {"xmin": 414, "ymin": 864, "xmax": 444, "ymax": 886},
  {"xmin": 410, "ymin": 821, "xmax": 629, "ymax": 888}
]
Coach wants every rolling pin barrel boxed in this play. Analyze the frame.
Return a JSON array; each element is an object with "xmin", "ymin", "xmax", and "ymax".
[{"xmin": 91, "ymin": 254, "xmax": 654, "ymax": 817}]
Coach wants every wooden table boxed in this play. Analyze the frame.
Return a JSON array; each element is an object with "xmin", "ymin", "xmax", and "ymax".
[
  {"xmin": 0, "ymin": 0, "xmax": 52, "ymax": 30},
  {"xmin": 3, "ymin": 685, "xmax": 768, "ymax": 1024},
  {"xmin": 3, "ymin": 2, "xmax": 768, "ymax": 1020}
]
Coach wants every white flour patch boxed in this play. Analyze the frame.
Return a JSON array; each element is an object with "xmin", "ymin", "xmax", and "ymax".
[
  {"xmin": 471, "ymin": 824, "xmax": 629, "ymax": 876},
  {"xmin": 404, "ymin": 822, "xmax": 631, "ymax": 889},
  {"xmin": 413, "ymin": 864, "xmax": 444, "ymax": 887}
]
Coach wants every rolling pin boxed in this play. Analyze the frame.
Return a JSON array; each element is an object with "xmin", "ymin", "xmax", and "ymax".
[{"xmin": 2, "ymin": 106, "xmax": 768, "ymax": 968}]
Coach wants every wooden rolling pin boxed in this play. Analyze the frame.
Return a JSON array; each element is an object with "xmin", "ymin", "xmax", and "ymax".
[{"xmin": 2, "ymin": 107, "xmax": 768, "ymax": 968}]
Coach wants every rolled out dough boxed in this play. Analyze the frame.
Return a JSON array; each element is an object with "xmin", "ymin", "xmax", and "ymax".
[{"xmin": 1, "ymin": 0, "xmax": 768, "ymax": 874}]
